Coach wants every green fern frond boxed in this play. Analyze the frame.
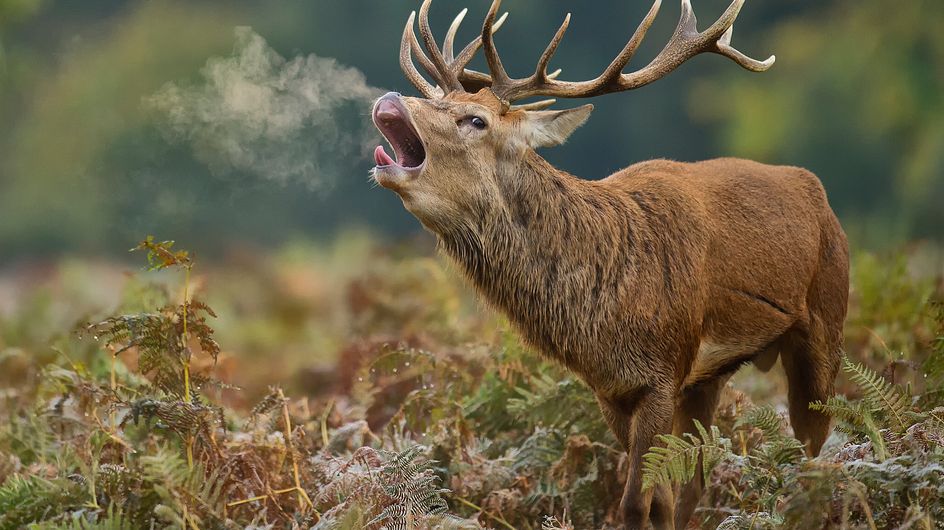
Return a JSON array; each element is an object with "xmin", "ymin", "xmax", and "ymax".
[
  {"xmin": 843, "ymin": 356, "xmax": 911, "ymax": 432},
  {"xmin": 810, "ymin": 395, "xmax": 867, "ymax": 427},
  {"xmin": 736, "ymin": 405, "xmax": 786, "ymax": 441},
  {"xmin": 28, "ymin": 505, "xmax": 132, "ymax": 530},
  {"xmin": 0, "ymin": 474, "xmax": 87, "ymax": 529},
  {"xmin": 641, "ymin": 420, "xmax": 730, "ymax": 491},
  {"xmin": 811, "ymin": 395, "xmax": 888, "ymax": 460}
]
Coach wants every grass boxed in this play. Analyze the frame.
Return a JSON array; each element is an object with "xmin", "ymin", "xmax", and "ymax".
[{"xmin": 0, "ymin": 235, "xmax": 941, "ymax": 529}]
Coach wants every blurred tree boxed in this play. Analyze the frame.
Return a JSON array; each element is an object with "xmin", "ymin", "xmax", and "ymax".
[
  {"xmin": 692, "ymin": 0, "xmax": 944, "ymax": 246},
  {"xmin": 0, "ymin": 0, "xmax": 44, "ymax": 26}
]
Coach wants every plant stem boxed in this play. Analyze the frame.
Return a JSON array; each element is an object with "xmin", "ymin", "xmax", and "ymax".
[
  {"xmin": 183, "ymin": 264, "xmax": 192, "ymax": 404},
  {"xmin": 278, "ymin": 388, "xmax": 313, "ymax": 510},
  {"xmin": 453, "ymin": 496, "xmax": 517, "ymax": 530},
  {"xmin": 182, "ymin": 264, "xmax": 195, "ymax": 470}
]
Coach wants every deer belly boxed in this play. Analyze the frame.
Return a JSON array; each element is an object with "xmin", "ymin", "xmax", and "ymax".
[{"xmin": 684, "ymin": 340, "xmax": 760, "ymax": 387}]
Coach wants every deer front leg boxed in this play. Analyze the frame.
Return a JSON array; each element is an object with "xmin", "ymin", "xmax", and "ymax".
[{"xmin": 599, "ymin": 385, "xmax": 676, "ymax": 530}]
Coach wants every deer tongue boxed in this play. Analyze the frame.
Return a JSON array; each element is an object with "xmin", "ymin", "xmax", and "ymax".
[{"xmin": 374, "ymin": 145, "xmax": 396, "ymax": 167}]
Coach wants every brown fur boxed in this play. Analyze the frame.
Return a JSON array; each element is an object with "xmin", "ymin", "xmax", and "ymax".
[{"xmin": 372, "ymin": 89, "xmax": 849, "ymax": 529}]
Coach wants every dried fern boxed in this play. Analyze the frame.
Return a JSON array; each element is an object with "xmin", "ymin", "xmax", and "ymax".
[{"xmin": 369, "ymin": 445, "xmax": 450, "ymax": 527}]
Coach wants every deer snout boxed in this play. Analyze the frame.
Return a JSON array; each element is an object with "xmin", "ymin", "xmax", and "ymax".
[
  {"xmin": 370, "ymin": 92, "xmax": 426, "ymax": 190},
  {"xmin": 373, "ymin": 92, "xmax": 403, "ymax": 122}
]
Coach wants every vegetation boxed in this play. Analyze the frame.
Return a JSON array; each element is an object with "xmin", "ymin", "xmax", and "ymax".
[{"xmin": 0, "ymin": 236, "xmax": 941, "ymax": 529}]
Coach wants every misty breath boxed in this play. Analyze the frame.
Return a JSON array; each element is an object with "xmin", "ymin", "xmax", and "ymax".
[{"xmin": 147, "ymin": 27, "xmax": 383, "ymax": 189}]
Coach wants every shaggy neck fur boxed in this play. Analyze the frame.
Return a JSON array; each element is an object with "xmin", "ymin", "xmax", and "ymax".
[{"xmin": 436, "ymin": 150, "xmax": 674, "ymax": 381}]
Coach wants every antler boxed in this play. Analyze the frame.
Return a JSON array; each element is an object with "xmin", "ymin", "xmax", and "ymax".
[
  {"xmin": 400, "ymin": 0, "xmax": 774, "ymax": 104},
  {"xmin": 481, "ymin": 0, "xmax": 775, "ymax": 103},
  {"xmin": 399, "ymin": 0, "xmax": 509, "ymax": 97}
]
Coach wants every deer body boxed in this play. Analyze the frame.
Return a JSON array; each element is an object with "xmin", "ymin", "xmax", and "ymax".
[
  {"xmin": 370, "ymin": 1, "xmax": 849, "ymax": 528},
  {"xmin": 441, "ymin": 153, "xmax": 843, "ymax": 394}
]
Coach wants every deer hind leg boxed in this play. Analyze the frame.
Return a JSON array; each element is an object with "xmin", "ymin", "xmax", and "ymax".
[
  {"xmin": 782, "ymin": 243, "xmax": 848, "ymax": 457},
  {"xmin": 672, "ymin": 375, "xmax": 730, "ymax": 530},
  {"xmin": 781, "ymin": 316, "xmax": 838, "ymax": 455},
  {"xmin": 599, "ymin": 385, "xmax": 676, "ymax": 530}
]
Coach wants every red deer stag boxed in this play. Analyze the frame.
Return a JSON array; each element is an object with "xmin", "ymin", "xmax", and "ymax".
[{"xmin": 370, "ymin": 0, "xmax": 849, "ymax": 528}]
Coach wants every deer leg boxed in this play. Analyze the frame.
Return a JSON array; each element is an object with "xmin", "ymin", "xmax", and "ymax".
[
  {"xmin": 672, "ymin": 376, "xmax": 729, "ymax": 529},
  {"xmin": 783, "ymin": 237, "xmax": 847, "ymax": 457},
  {"xmin": 781, "ymin": 312, "xmax": 840, "ymax": 456},
  {"xmin": 600, "ymin": 385, "xmax": 676, "ymax": 530}
]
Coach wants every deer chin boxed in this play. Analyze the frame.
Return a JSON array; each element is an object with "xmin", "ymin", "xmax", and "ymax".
[{"xmin": 371, "ymin": 93, "xmax": 426, "ymax": 191}]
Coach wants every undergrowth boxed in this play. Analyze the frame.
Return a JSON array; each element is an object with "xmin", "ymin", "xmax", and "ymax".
[{"xmin": 0, "ymin": 238, "xmax": 941, "ymax": 529}]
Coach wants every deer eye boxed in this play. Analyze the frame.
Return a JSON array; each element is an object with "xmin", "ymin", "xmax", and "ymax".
[{"xmin": 459, "ymin": 116, "xmax": 488, "ymax": 130}]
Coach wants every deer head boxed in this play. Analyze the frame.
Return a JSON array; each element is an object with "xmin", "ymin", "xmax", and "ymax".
[{"xmin": 371, "ymin": 0, "xmax": 774, "ymax": 231}]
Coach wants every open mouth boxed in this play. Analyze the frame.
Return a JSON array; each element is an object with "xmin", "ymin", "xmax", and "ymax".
[{"xmin": 372, "ymin": 94, "xmax": 426, "ymax": 171}]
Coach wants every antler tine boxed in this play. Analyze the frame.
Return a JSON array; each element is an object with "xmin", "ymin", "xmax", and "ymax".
[
  {"xmin": 534, "ymin": 13, "xmax": 571, "ymax": 83},
  {"xmin": 452, "ymin": 11, "xmax": 507, "ymax": 74},
  {"xmin": 481, "ymin": 0, "xmax": 511, "ymax": 88},
  {"xmin": 408, "ymin": 25, "xmax": 447, "ymax": 89},
  {"xmin": 716, "ymin": 25, "xmax": 776, "ymax": 71},
  {"xmin": 511, "ymin": 99, "xmax": 557, "ymax": 111},
  {"xmin": 400, "ymin": 11, "xmax": 440, "ymax": 98},
  {"xmin": 418, "ymin": 0, "xmax": 462, "ymax": 91},
  {"xmin": 596, "ymin": 0, "xmax": 663, "ymax": 87},
  {"xmin": 443, "ymin": 8, "xmax": 468, "ymax": 64}
]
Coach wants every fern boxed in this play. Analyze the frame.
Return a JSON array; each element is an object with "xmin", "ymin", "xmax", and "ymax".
[
  {"xmin": 735, "ymin": 405, "xmax": 786, "ymax": 440},
  {"xmin": 132, "ymin": 236, "xmax": 192, "ymax": 271},
  {"xmin": 505, "ymin": 372, "xmax": 610, "ymax": 439},
  {"xmin": 0, "ymin": 475, "xmax": 87, "ymax": 529},
  {"xmin": 641, "ymin": 420, "xmax": 730, "ymax": 491},
  {"xmin": 510, "ymin": 428, "xmax": 565, "ymax": 472},
  {"xmin": 811, "ymin": 394, "xmax": 888, "ymax": 459},
  {"xmin": 843, "ymin": 356, "xmax": 911, "ymax": 432},
  {"xmin": 368, "ymin": 445, "xmax": 450, "ymax": 528},
  {"xmin": 716, "ymin": 512, "xmax": 781, "ymax": 530},
  {"xmin": 138, "ymin": 447, "xmax": 228, "ymax": 527},
  {"xmin": 28, "ymin": 505, "xmax": 132, "ymax": 530}
]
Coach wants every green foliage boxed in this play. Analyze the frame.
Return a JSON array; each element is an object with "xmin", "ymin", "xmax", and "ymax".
[
  {"xmin": 132, "ymin": 236, "xmax": 192, "ymax": 272},
  {"xmin": 1, "ymin": 240, "xmax": 942, "ymax": 529},
  {"xmin": 0, "ymin": 475, "xmax": 87, "ymax": 529},
  {"xmin": 698, "ymin": 0, "xmax": 944, "ymax": 244},
  {"xmin": 811, "ymin": 356, "xmax": 916, "ymax": 460},
  {"xmin": 846, "ymin": 252, "xmax": 936, "ymax": 362},
  {"xmin": 925, "ymin": 298, "xmax": 944, "ymax": 385},
  {"xmin": 642, "ymin": 421, "xmax": 730, "ymax": 492},
  {"xmin": 681, "ymin": 351, "xmax": 943, "ymax": 529}
]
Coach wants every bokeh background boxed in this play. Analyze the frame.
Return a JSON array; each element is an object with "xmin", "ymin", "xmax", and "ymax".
[{"xmin": 2, "ymin": 0, "xmax": 942, "ymax": 263}]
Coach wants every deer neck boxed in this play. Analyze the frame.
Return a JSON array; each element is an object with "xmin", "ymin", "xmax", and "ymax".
[{"xmin": 437, "ymin": 150, "xmax": 629, "ymax": 356}]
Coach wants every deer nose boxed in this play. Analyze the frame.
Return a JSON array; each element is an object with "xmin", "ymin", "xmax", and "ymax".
[{"xmin": 374, "ymin": 93, "xmax": 405, "ymax": 122}]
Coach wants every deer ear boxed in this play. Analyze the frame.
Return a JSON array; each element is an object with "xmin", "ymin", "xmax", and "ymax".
[{"xmin": 521, "ymin": 104, "xmax": 594, "ymax": 148}]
